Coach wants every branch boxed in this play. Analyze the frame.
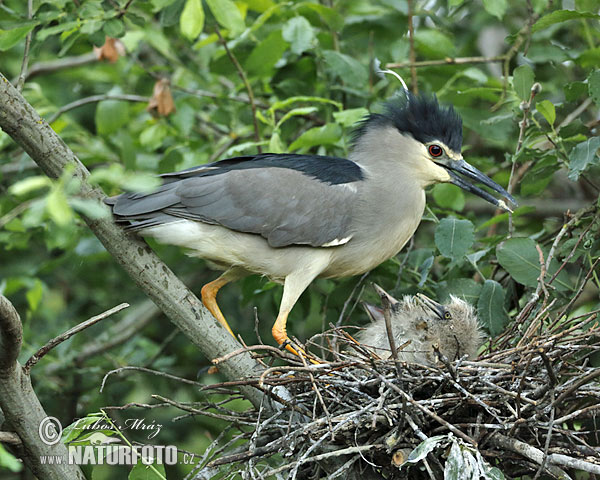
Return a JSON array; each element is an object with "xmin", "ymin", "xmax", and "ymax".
[
  {"xmin": 215, "ymin": 27, "xmax": 261, "ymax": 151},
  {"xmin": 15, "ymin": 0, "xmax": 33, "ymax": 91},
  {"xmin": 406, "ymin": 0, "xmax": 418, "ymax": 93},
  {"xmin": 23, "ymin": 303, "xmax": 129, "ymax": 373},
  {"xmin": 0, "ymin": 294, "xmax": 86, "ymax": 479},
  {"xmin": 47, "ymin": 94, "xmax": 149, "ymax": 124},
  {"xmin": 386, "ymin": 55, "xmax": 506, "ymax": 69},
  {"xmin": 488, "ymin": 433, "xmax": 570, "ymax": 479},
  {"xmin": 25, "ymin": 52, "xmax": 98, "ymax": 80},
  {"xmin": 0, "ymin": 71, "xmax": 270, "ymax": 410},
  {"xmin": 0, "ymin": 295, "xmax": 22, "ymax": 371}
]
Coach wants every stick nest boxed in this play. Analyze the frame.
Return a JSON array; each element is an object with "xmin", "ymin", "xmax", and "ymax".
[{"xmin": 186, "ymin": 318, "xmax": 600, "ymax": 480}]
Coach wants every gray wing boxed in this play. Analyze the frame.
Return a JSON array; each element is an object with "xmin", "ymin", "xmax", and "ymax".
[{"xmin": 107, "ymin": 166, "xmax": 358, "ymax": 248}]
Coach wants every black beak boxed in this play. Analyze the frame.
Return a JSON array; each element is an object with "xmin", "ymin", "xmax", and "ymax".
[
  {"xmin": 439, "ymin": 159, "xmax": 517, "ymax": 212},
  {"xmin": 415, "ymin": 293, "xmax": 447, "ymax": 321}
]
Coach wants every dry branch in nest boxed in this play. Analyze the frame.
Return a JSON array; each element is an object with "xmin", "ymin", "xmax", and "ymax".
[{"xmin": 177, "ymin": 310, "xmax": 600, "ymax": 480}]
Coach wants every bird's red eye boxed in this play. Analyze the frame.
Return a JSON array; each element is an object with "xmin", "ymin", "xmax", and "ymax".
[{"xmin": 428, "ymin": 144, "xmax": 443, "ymax": 157}]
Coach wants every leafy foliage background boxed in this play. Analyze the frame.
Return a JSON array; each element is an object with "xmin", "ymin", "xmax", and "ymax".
[{"xmin": 0, "ymin": 0, "xmax": 599, "ymax": 478}]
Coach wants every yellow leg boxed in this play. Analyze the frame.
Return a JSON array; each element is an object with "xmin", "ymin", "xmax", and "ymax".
[
  {"xmin": 272, "ymin": 309, "xmax": 299, "ymax": 356},
  {"xmin": 201, "ymin": 268, "xmax": 245, "ymax": 338}
]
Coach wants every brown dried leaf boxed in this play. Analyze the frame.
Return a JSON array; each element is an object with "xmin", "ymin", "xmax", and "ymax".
[
  {"xmin": 146, "ymin": 78, "xmax": 176, "ymax": 117},
  {"xmin": 93, "ymin": 37, "xmax": 126, "ymax": 63}
]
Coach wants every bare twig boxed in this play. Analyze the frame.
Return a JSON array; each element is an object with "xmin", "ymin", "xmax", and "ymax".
[
  {"xmin": 24, "ymin": 303, "xmax": 129, "ymax": 373},
  {"xmin": 15, "ymin": 0, "xmax": 33, "ymax": 91},
  {"xmin": 386, "ymin": 55, "xmax": 506, "ymax": 69},
  {"xmin": 100, "ymin": 365, "xmax": 203, "ymax": 392},
  {"xmin": 407, "ymin": 0, "xmax": 418, "ymax": 93},
  {"xmin": 25, "ymin": 52, "xmax": 98, "ymax": 80},
  {"xmin": 215, "ymin": 27, "xmax": 261, "ymax": 151},
  {"xmin": 47, "ymin": 94, "xmax": 149, "ymax": 124}
]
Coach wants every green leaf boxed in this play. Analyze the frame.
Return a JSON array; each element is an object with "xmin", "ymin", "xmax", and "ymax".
[
  {"xmin": 513, "ymin": 65, "xmax": 534, "ymax": 101},
  {"xmin": 26, "ymin": 279, "xmax": 44, "ymax": 312},
  {"xmin": 532, "ymin": 9, "xmax": 600, "ymax": 33},
  {"xmin": 0, "ymin": 444, "xmax": 22, "ymax": 473},
  {"xmin": 434, "ymin": 217, "xmax": 474, "ymax": 260},
  {"xmin": 282, "ymin": 16, "xmax": 316, "ymax": 55},
  {"xmin": 180, "ymin": 0, "xmax": 204, "ymax": 40},
  {"xmin": 568, "ymin": 136, "xmax": 600, "ymax": 181},
  {"xmin": 437, "ymin": 278, "xmax": 482, "ymax": 305},
  {"xmin": 414, "ymin": 30, "xmax": 455, "ymax": 58},
  {"xmin": 333, "ymin": 107, "xmax": 369, "ymax": 127},
  {"xmin": 405, "ymin": 435, "xmax": 446, "ymax": 463},
  {"xmin": 268, "ymin": 132, "xmax": 285, "ymax": 153},
  {"xmin": 297, "ymin": 3, "xmax": 344, "ymax": 30},
  {"xmin": 448, "ymin": 0, "xmax": 465, "ymax": 6},
  {"xmin": 139, "ymin": 123, "xmax": 168, "ymax": 151},
  {"xmin": 0, "ymin": 24, "xmax": 36, "ymax": 51},
  {"xmin": 95, "ymin": 100, "xmax": 130, "ymax": 135},
  {"xmin": 322, "ymin": 50, "xmax": 368, "ymax": 88},
  {"xmin": 482, "ymin": 0, "xmax": 507, "ymax": 19},
  {"xmin": 536, "ymin": 100, "xmax": 556, "ymax": 126},
  {"xmin": 432, "ymin": 184, "xmax": 465, "ymax": 211},
  {"xmin": 69, "ymin": 198, "xmax": 109, "ymax": 219},
  {"xmin": 588, "ymin": 70, "xmax": 600, "ymax": 107},
  {"xmin": 276, "ymin": 107, "xmax": 318, "ymax": 129},
  {"xmin": 245, "ymin": 30, "xmax": 288, "ymax": 76},
  {"xmin": 496, "ymin": 237, "xmax": 571, "ymax": 291},
  {"xmin": 205, "ymin": 0, "xmax": 245, "ymax": 36},
  {"xmin": 103, "ymin": 18, "xmax": 125, "ymax": 38},
  {"xmin": 289, "ymin": 123, "xmax": 342, "ymax": 150},
  {"xmin": 9, "ymin": 176, "xmax": 52, "ymax": 196},
  {"xmin": 46, "ymin": 187, "xmax": 74, "ymax": 226},
  {"xmin": 477, "ymin": 279, "xmax": 509, "ymax": 336},
  {"xmin": 418, "ymin": 255, "xmax": 434, "ymax": 287}
]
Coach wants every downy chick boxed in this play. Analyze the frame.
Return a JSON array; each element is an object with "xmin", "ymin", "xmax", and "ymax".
[{"xmin": 357, "ymin": 285, "xmax": 483, "ymax": 365}]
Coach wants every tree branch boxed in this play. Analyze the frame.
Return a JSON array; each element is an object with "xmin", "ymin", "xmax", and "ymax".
[
  {"xmin": 23, "ymin": 303, "xmax": 129, "ymax": 374},
  {"xmin": 215, "ymin": 27, "xmax": 262, "ymax": 151},
  {"xmin": 386, "ymin": 55, "xmax": 506, "ymax": 69},
  {"xmin": 0, "ymin": 71, "xmax": 270, "ymax": 411},
  {"xmin": 0, "ymin": 294, "xmax": 86, "ymax": 479},
  {"xmin": 24, "ymin": 52, "xmax": 98, "ymax": 80},
  {"xmin": 47, "ymin": 94, "xmax": 149, "ymax": 124}
]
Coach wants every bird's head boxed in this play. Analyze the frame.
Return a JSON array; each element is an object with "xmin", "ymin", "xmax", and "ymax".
[
  {"xmin": 414, "ymin": 293, "xmax": 483, "ymax": 361},
  {"xmin": 353, "ymin": 93, "xmax": 517, "ymax": 212}
]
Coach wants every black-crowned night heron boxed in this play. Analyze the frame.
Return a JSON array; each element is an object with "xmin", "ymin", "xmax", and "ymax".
[
  {"xmin": 359, "ymin": 285, "xmax": 483, "ymax": 364},
  {"xmin": 105, "ymin": 92, "xmax": 514, "ymax": 355}
]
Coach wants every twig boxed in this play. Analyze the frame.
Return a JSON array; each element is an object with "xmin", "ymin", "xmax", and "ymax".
[
  {"xmin": 100, "ymin": 365, "xmax": 203, "ymax": 392},
  {"xmin": 407, "ymin": 0, "xmax": 418, "ymax": 93},
  {"xmin": 213, "ymin": 344, "xmax": 291, "ymax": 365},
  {"xmin": 386, "ymin": 55, "xmax": 506, "ymax": 69},
  {"xmin": 47, "ymin": 94, "xmax": 149, "ymax": 124},
  {"xmin": 0, "ymin": 431, "xmax": 21, "ymax": 445},
  {"xmin": 555, "ymin": 257, "xmax": 600, "ymax": 320},
  {"xmin": 23, "ymin": 303, "xmax": 129, "ymax": 373},
  {"xmin": 25, "ymin": 52, "xmax": 98, "ymax": 80},
  {"xmin": 15, "ymin": 0, "xmax": 33, "ymax": 92},
  {"xmin": 74, "ymin": 299, "xmax": 158, "ymax": 365},
  {"xmin": 215, "ymin": 27, "xmax": 261, "ymax": 151},
  {"xmin": 488, "ymin": 433, "xmax": 571, "ymax": 479},
  {"xmin": 507, "ymin": 83, "xmax": 541, "ymax": 235},
  {"xmin": 378, "ymin": 374, "xmax": 477, "ymax": 446}
]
